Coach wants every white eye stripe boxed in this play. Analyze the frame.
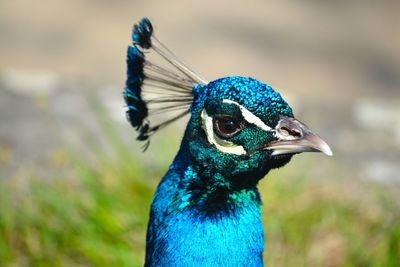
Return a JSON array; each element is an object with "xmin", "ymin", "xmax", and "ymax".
[
  {"xmin": 222, "ymin": 99, "xmax": 273, "ymax": 132},
  {"xmin": 201, "ymin": 109, "xmax": 246, "ymax": 155}
]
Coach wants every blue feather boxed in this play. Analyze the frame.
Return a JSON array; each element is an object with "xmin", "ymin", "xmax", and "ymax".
[
  {"xmin": 123, "ymin": 46, "xmax": 148, "ymax": 138},
  {"xmin": 132, "ymin": 17, "xmax": 153, "ymax": 49},
  {"xmin": 145, "ymin": 157, "xmax": 264, "ymax": 266}
]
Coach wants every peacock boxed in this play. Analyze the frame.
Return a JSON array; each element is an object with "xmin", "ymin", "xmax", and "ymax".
[{"xmin": 123, "ymin": 18, "xmax": 332, "ymax": 267}]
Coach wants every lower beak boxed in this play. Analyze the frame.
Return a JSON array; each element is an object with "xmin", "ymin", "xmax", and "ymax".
[{"xmin": 265, "ymin": 116, "xmax": 332, "ymax": 156}]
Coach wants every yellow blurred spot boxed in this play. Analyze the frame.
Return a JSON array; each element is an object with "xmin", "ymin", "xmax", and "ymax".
[
  {"xmin": 34, "ymin": 95, "xmax": 49, "ymax": 110},
  {"xmin": 0, "ymin": 144, "xmax": 11, "ymax": 164},
  {"xmin": 49, "ymin": 148, "xmax": 70, "ymax": 167}
]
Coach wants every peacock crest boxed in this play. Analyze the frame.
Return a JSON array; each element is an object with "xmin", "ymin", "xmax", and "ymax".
[{"xmin": 123, "ymin": 17, "xmax": 207, "ymax": 150}]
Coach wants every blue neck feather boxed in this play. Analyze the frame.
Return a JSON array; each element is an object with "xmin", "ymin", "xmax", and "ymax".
[{"xmin": 145, "ymin": 139, "xmax": 265, "ymax": 267}]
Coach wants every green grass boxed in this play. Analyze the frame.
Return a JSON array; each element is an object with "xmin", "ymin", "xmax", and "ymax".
[
  {"xmin": 0, "ymin": 155, "xmax": 151, "ymax": 267},
  {"xmin": 1, "ymin": 155, "xmax": 399, "ymax": 267},
  {"xmin": 0, "ymin": 93, "xmax": 399, "ymax": 266},
  {"xmin": 1, "ymin": 152, "xmax": 399, "ymax": 267},
  {"xmin": 262, "ymin": 167, "xmax": 400, "ymax": 267}
]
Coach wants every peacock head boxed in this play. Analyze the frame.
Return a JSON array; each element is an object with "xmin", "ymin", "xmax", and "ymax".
[
  {"xmin": 180, "ymin": 76, "xmax": 331, "ymax": 187},
  {"xmin": 124, "ymin": 18, "xmax": 332, "ymax": 189}
]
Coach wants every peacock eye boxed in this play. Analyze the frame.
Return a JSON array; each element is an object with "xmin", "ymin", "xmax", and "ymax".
[{"xmin": 213, "ymin": 116, "xmax": 243, "ymax": 138}]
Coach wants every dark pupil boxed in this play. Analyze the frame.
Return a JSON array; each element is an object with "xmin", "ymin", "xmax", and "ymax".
[{"xmin": 218, "ymin": 119, "xmax": 238, "ymax": 135}]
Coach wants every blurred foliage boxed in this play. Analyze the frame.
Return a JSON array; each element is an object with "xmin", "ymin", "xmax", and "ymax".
[
  {"xmin": 1, "ymin": 153, "xmax": 399, "ymax": 267},
  {"xmin": 0, "ymin": 157, "xmax": 150, "ymax": 267},
  {"xmin": 262, "ymin": 169, "xmax": 400, "ymax": 267},
  {"xmin": 0, "ymin": 96, "xmax": 399, "ymax": 267}
]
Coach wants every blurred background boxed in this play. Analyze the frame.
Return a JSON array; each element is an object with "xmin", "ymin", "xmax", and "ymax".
[{"xmin": 1, "ymin": 0, "xmax": 399, "ymax": 266}]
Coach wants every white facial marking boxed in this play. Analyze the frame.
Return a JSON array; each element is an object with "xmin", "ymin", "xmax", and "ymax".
[
  {"xmin": 201, "ymin": 109, "xmax": 246, "ymax": 155},
  {"xmin": 222, "ymin": 99, "xmax": 272, "ymax": 132}
]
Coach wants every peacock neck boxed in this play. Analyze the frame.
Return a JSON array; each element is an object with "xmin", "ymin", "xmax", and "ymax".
[
  {"xmin": 175, "ymin": 158, "xmax": 262, "ymax": 216},
  {"xmin": 145, "ymin": 143, "xmax": 265, "ymax": 266}
]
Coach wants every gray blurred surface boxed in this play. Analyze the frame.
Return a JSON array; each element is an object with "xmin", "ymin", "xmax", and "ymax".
[{"xmin": 0, "ymin": 1, "xmax": 399, "ymax": 186}]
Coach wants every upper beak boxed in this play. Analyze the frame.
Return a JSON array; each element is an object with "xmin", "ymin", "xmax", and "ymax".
[{"xmin": 265, "ymin": 116, "xmax": 333, "ymax": 156}]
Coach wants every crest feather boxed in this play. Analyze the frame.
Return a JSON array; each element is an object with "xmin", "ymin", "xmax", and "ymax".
[{"xmin": 123, "ymin": 17, "xmax": 207, "ymax": 149}]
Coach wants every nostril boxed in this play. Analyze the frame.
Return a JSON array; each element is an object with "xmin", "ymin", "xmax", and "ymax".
[
  {"xmin": 292, "ymin": 129, "xmax": 302, "ymax": 138},
  {"xmin": 280, "ymin": 126, "xmax": 302, "ymax": 138}
]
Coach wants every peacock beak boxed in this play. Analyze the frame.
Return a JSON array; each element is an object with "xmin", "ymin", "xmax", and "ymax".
[{"xmin": 264, "ymin": 116, "xmax": 333, "ymax": 156}]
